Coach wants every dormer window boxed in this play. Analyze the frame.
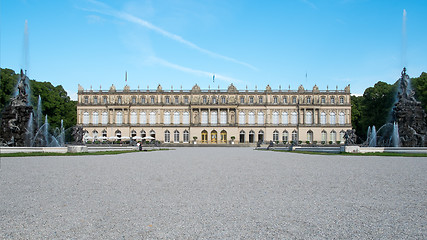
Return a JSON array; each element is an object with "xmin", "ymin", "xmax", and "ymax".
[
  {"xmin": 84, "ymin": 96, "xmax": 88, "ymax": 104},
  {"xmin": 94, "ymin": 97, "xmax": 98, "ymax": 104}
]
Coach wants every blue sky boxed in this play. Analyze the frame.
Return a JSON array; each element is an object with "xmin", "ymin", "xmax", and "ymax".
[{"xmin": 2, "ymin": 0, "xmax": 427, "ymax": 100}]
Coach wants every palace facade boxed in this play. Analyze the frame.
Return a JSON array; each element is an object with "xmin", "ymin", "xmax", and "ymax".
[{"xmin": 77, "ymin": 83, "xmax": 352, "ymax": 145}]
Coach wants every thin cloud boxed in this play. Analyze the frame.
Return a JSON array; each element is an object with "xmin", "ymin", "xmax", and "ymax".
[
  {"xmin": 148, "ymin": 56, "xmax": 241, "ymax": 84},
  {"xmin": 83, "ymin": 0, "xmax": 257, "ymax": 70}
]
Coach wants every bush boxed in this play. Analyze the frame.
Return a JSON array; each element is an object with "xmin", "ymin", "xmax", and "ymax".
[
  {"xmin": 336, "ymin": 141, "xmax": 341, "ymax": 144},
  {"xmin": 313, "ymin": 141, "xmax": 317, "ymax": 145},
  {"xmin": 329, "ymin": 141, "xmax": 333, "ymax": 144},
  {"xmin": 86, "ymin": 141, "xmax": 92, "ymax": 144},
  {"xmin": 306, "ymin": 141, "xmax": 310, "ymax": 144},
  {"xmin": 321, "ymin": 141, "xmax": 326, "ymax": 144},
  {"xmin": 283, "ymin": 141, "xmax": 288, "ymax": 144},
  {"xmin": 93, "ymin": 140, "xmax": 100, "ymax": 144},
  {"xmin": 298, "ymin": 141, "xmax": 302, "ymax": 144},
  {"xmin": 231, "ymin": 136, "xmax": 235, "ymax": 140},
  {"xmin": 290, "ymin": 141, "xmax": 294, "ymax": 144}
]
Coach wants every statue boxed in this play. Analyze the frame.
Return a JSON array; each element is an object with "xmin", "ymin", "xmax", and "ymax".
[
  {"xmin": 193, "ymin": 111, "xmax": 199, "ymax": 124},
  {"xmin": 72, "ymin": 126, "xmax": 84, "ymax": 144},
  {"xmin": 344, "ymin": 129, "xmax": 357, "ymax": 146}
]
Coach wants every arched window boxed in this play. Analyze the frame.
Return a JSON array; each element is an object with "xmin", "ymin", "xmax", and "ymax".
[
  {"xmin": 273, "ymin": 130, "xmax": 279, "ymax": 142},
  {"xmin": 257, "ymin": 111, "xmax": 264, "ymax": 125},
  {"xmin": 92, "ymin": 112, "xmax": 98, "ymax": 125},
  {"xmin": 307, "ymin": 130, "xmax": 313, "ymax": 143},
  {"xmin": 211, "ymin": 130, "xmax": 217, "ymax": 143},
  {"xmin": 305, "ymin": 111, "xmax": 312, "ymax": 124},
  {"xmin": 102, "ymin": 130, "xmax": 107, "ymax": 138},
  {"xmin": 239, "ymin": 111, "xmax": 245, "ymax": 125},
  {"xmin": 173, "ymin": 112, "xmax": 180, "ymax": 125},
  {"xmin": 340, "ymin": 130, "xmax": 345, "ymax": 143},
  {"xmin": 164, "ymin": 111, "xmax": 171, "ymax": 125},
  {"xmin": 92, "ymin": 130, "xmax": 98, "ymax": 140},
  {"xmin": 131, "ymin": 130, "xmax": 137, "ymax": 139},
  {"xmin": 339, "ymin": 112, "xmax": 345, "ymax": 125},
  {"xmin": 249, "ymin": 130, "xmax": 255, "ymax": 143},
  {"xmin": 239, "ymin": 130, "xmax": 245, "ymax": 143},
  {"xmin": 83, "ymin": 112, "xmax": 89, "ymax": 125},
  {"xmin": 258, "ymin": 130, "xmax": 264, "ymax": 142},
  {"xmin": 201, "ymin": 111, "xmax": 208, "ymax": 125},
  {"xmin": 102, "ymin": 111, "xmax": 108, "ymax": 125},
  {"xmin": 272, "ymin": 111, "xmax": 279, "ymax": 125},
  {"xmin": 164, "ymin": 130, "xmax": 170, "ymax": 143},
  {"xmin": 141, "ymin": 130, "xmax": 146, "ymax": 138},
  {"xmin": 183, "ymin": 111, "xmax": 190, "ymax": 124},
  {"xmin": 282, "ymin": 112, "xmax": 288, "ymax": 125},
  {"xmin": 330, "ymin": 112, "xmax": 336, "ymax": 125},
  {"xmin": 149, "ymin": 111, "xmax": 156, "ymax": 125},
  {"xmin": 116, "ymin": 111, "xmax": 123, "ymax": 125},
  {"xmin": 292, "ymin": 130, "xmax": 298, "ymax": 142},
  {"xmin": 130, "ymin": 111, "xmax": 137, "ymax": 125},
  {"xmin": 183, "ymin": 130, "xmax": 189, "ymax": 143},
  {"xmin": 330, "ymin": 130, "xmax": 336, "ymax": 143},
  {"xmin": 321, "ymin": 130, "xmax": 327, "ymax": 143},
  {"xmin": 248, "ymin": 112, "xmax": 255, "ymax": 125},
  {"xmin": 201, "ymin": 130, "xmax": 208, "ymax": 143},
  {"xmin": 211, "ymin": 111, "xmax": 218, "ymax": 125},
  {"xmin": 150, "ymin": 130, "xmax": 155, "ymax": 138},
  {"xmin": 220, "ymin": 111, "xmax": 227, "ymax": 125},
  {"xmin": 140, "ymin": 112, "xmax": 147, "ymax": 125},
  {"xmin": 115, "ymin": 130, "xmax": 122, "ymax": 140},
  {"xmin": 174, "ymin": 130, "xmax": 180, "ymax": 143},
  {"xmin": 291, "ymin": 111, "xmax": 298, "ymax": 125},
  {"xmin": 220, "ymin": 130, "xmax": 227, "ymax": 143},
  {"xmin": 282, "ymin": 130, "xmax": 289, "ymax": 143},
  {"xmin": 320, "ymin": 112, "xmax": 326, "ymax": 125}
]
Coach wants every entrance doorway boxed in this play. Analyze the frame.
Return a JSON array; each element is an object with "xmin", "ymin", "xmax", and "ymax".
[
  {"xmin": 220, "ymin": 130, "xmax": 227, "ymax": 143},
  {"xmin": 201, "ymin": 130, "xmax": 208, "ymax": 143},
  {"xmin": 211, "ymin": 130, "xmax": 217, "ymax": 143}
]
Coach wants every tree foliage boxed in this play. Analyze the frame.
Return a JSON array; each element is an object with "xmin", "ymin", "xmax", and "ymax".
[
  {"xmin": 0, "ymin": 68, "xmax": 76, "ymax": 131},
  {"xmin": 411, "ymin": 72, "xmax": 427, "ymax": 113}
]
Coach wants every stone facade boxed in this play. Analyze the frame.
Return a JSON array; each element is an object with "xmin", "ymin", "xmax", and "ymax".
[{"xmin": 77, "ymin": 83, "xmax": 352, "ymax": 144}]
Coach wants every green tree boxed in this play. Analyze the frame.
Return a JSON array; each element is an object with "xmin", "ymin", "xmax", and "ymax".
[
  {"xmin": 411, "ymin": 72, "xmax": 427, "ymax": 113},
  {"xmin": 0, "ymin": 68, "xmax": 19, "ymax": 112}
]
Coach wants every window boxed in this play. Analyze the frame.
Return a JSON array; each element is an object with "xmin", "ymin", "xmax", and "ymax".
[
  {"xmin": 94, "ymin": 97, "xmax": 98, "ymax": 104},
  {"xmin": 140, "ymin": 112, "xmax": 147, "ymax": 125},
  {"xmin": 282, "ymin": 112, "xmax": 288, "ymax": 125},
  {"xmin": 257, "ymin": 111, "xmax": 264, "ymax": 125},
  {"xmin": 321, "ymin": 130, "xmax": 327, "ymax": 142},
  {"xmin": 330, "ymin": 112, "xmax": 336, "ymax": 125},
  {"xmin": 239, "ymin": 130, "xmax": 245, "ymax": 143},
  {"xmin": 259, "ymin": 97, "xmax": 263, "ymax": 104},
  {"xmin": 291, "ymin": 111, "xmax": 298, "ymax": 125},
  {"xmin": 305, "ymin": 111, "xmax": 312, "ymax": 124},
  {"xmin": 211, "ymin": 111, "xmax": 218, "ymax": 125},
  {"xmin": 102, "ymin": 130, "xmax": 107, "ymax": 138},
  {"xmin": 221, "ymin": 96, "xmax": 226, "ymax": 104},
  {"xmin": 201, "ymin": 111, "xmax": 208, "ymax": 125},
  {"xmin": 173, "ymin": 112, "xmax": 180, "ymax": 125},
  {"xmin": 212, "ymin": 97, "xmax": 217, "ymax": 104},
  {"xmin": 84, "ymin": 96, "xmax": 88, "ymax": 104},
  {"xmin": 248, "ymin": 112, "xmax": 255, "ymax": 124},
  {"xmin": 132, "ymin": 97, "xmax": 136, "ymax": 104},
  {"xmin": 117, "ymin": 97, "xmax": 122, "ymax": 104},
  {"xmin": 150, "ymin": 130, "xmax": 156, "ymax": 138},
  {"xmin": 239, "ymin": 112, "xmax": 245, "ymax": 125},
  {"xmin": 141, "ymin": 97, "xmax": 146, "ymax": 104},
  {"xmin": 220, "ymin": 130, "xmax": 227, "ymax": 143},
  {"xmin": 330, "ymin": 130, "xmax": 336, "ymax": 143},
  {"xmin": 201, "ymin": 130, "xmax": 208, "ymax": 143},
  {"xmin": 307, "ymin": 97, "xmax": 311, "ymax": 104},
  {"xmin": 320, "ymin": 112, "xmax": 326, "ymax": 125},
  {"xmin": 339, "ymin": 112, "xmax": 345, "ymax": 125},
  {"xmin": 116, "ymin": 111, "xmax": 123, "ymax": 125},
  {"xmin": 272, "ymin": 111, "xmax": 279, "ymax": 125},
  {"xmin": 292, "ymin": 97, "xmax": 297, "ymax": 104},
  {"xmin": 115, "ymin": 130, "xmax": 122, "ymax": 140},
  {"xmin": 249, "ymin": 130, "xmax": 255, "ymax": 143},
  {"xmin": 282, "ymin": 131, "xmax": 289, "ymax": 142},
  {"xmin": 165, "ymin": 96, "xmax": 170, "ymax": 104},
  {"xmin": 307, "ymin": 130, "xmax": 313, "ymax": 143},
  {"xmin": 184, "ymin": 97, "xmax": 189, "ymax": 104},
  {"xmin": 258, "ymin": 130, "xmax": 264, "ymax": 142},
  {"xmin": 283, "ymin": 97, "xmax": 287, "ymax": 104},
  {"xmin": 340, "ymin": 97, "xmax": 344, "ymax": 104},
  {"xmin": 175, "ymin": 96, "xmax": 179, "ymax": 104},
  {"xmin": 92, "ymin": 112, "xmax": 98, "ymax": 125},
  {"xmin": 292, "ymin": 130, "xmax": 298, "ymax": 142},
  {"xmin": 273, "ymin": 96, "xmax": 278, "ymax": 104},
  {"xmin": 141, "ymin": 130, "xmax": 146, "ymax": 138},
  {"xmin": 240, "ymin": 97, "xmax": 245, "ymax": 104},
  {"xmin": 249, "ymin": 97, "xmax": 254, "ymax": 104},
  {"xmin": 273, "ymin": 130, "xmax": 279, "ymax": 142},
  {"xmin": 220, "ymin": 111, "xmax": 227, "ymax": 125},
  {"xmin": 183, "ymin": 130, "xmax": 189, "ymax": 143},
  {"xmin": 174, "ymin": 130, "xmax": 180, "ymax": 143},
  {"xmin": 103, "ymin": 96, "xmax": 108, "ymax": 104},
  {"xmin": 131, "ymin": 130, "xmax": 137, "ymax": 139},
  {"xmin": 151, "ymin": 96, "xmax": 155, "ymax": 104},
  {"xmin": 164, "ymin": 130, "xmax": 170, "ymax": 143},
  {"xmin": 149, "ymin": 111, "xmax": 156, "ymax": 124},
  {"xmin": 321, "ymin": 97, "xmax": 326, "ymax": 104},
  {"xmin": 211, "ymin": 130, "xmax": 217, "ymax": 143},
  {"xmin": 183, "ymin": 111, "xmax": 190, "ymax": 124},
  {"xmin": 331, "ymin": 97, "xmax": 335, "ymax": 104},
  {"xmin": 164, "ymin": 112, "xmax": 171, "ymax": 125},
  {"xmin": 83, "ymin": 112, "xmax": 89, "ymax": 125},
  {"xmin": 203, "ymin": 96, "xmax": 207, "ymax": 104},
  {"xmin": 102, "ymin": 111, "xmax": 108, "ymax": 124},
  {"xmin": 130, "ymin": 112, "xmax": 137, "ymax": 125},
  {"xmin": 340, "ymin": 131, "xmax": 345, "ymax": 143}
]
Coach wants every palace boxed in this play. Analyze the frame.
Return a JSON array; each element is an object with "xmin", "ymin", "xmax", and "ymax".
[{"xmin": 77, "ymin": 83, "xmax": 352, "ymax": 145}]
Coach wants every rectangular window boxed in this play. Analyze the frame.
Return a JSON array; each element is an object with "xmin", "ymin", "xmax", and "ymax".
[
  {"xmin": 321, "ymin": 97, "xmax": 326, "ymax": 104},
  {"xmin": 221, "ymin": 96, "xmax": 226, "ymax": 104},
  {"xmin": 212, "ymin": 97, "xmax": 217, "ymax": 104},
  {"xmin": 240, "ymin": 97, "xmax": 245, "ymax": 104},
  {"xmin": 203, "ymin": 97, "xmax": 207, "ymax": 104},
  {"xmin": 103, "ymin": 96, "xmax": 107, "ymax": 104},
  {"xmin": 340, "ymin": 97, "xmax": 344, "ymax": 104},
  {"xmin": 307, "ymin": 97, "xmax": 311, "ymax": 104},
  {"xmin": 273, "ymin": 97, "xmax": 278, "ymax": 103},
  {"xmin": 175, "ymin": 96, "xmax": 179, "ymax": 104},
  {"xmin": 184, "ymin": 97, "xmax": 189, "ymax": 104},
  {"xmin": 283, "ymin": 97, "xmax": 287, "ymax": 104},
  {"xmin": 259, "ymin": 97, "xmax": 263, "ymax": 104},
  {"xmin": 84, "ymin": 96, "xmax": 88, "ymax": 104},
  {"xmin": 151, "ymin": 97, "xmax": 155, "ymax": 104},
  {"xmin": 292, "ymin": 97, "xmax": 297, "ymax": 104},
  {"xmin": 141, "ymin": 97, "xmax": 146, "ymax": 104},
  {"xmin": 165, "ymin": 96, "xmax": 170, "ymax": 104},
  {"xmin": 249, "ymin": 97, "xmax": 254, "ymax": 104},
  {"xmin": 94, "ymin": 97, "xmax": 98, "ymax": 104},
  {"xmin": 132, "ymin": 97, "xmax": 136, "ymax": 104},
  {"xmin": 118, "ymin": 97, "xmax": 122, "ymax": 104},
  {"xmin": 331, "ymin": 97, "xmax": 335, "ymax": 104}
]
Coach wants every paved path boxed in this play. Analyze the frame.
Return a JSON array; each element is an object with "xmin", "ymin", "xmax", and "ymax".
[{"xmin": 1, "ymin": 148, "xmax": 426, "ymax": 239}]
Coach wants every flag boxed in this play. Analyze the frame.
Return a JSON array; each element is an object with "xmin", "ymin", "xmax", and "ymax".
[
  {"xmin": 213, "ymin": 74, "xmax": 215, "ymax": 83},
  {"xmin": 125, "ymin": 71, "xmax": 127, "ymax": 82}
]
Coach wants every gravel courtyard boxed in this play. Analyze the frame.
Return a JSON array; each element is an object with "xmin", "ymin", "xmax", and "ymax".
[{"xmin": 1, "ymin": 147, "xmax": 426, "ymax": 239}]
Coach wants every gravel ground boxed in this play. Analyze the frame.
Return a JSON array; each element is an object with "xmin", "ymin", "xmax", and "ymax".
[{"xmin": 1, "ymin": 148, "xmax": 426, "ymax": 239}]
